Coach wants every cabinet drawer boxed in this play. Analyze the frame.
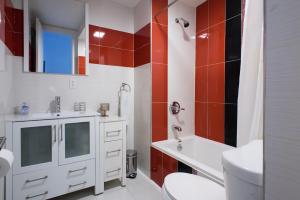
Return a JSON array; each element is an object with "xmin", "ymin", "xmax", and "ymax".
[
  {"xmin": 58, "ymin": 159, "xmax": 95, "ymax": 194},
  {"xmin": 104, "ymin": 122, "xmax": 123, "ymax": 141},
  {"xmin": 104, "ymin": 167, "xmax": 122, "ymax": 182},
  {"xmin": 104, "ymin": 140, "xmax": 122, "ymax": 181},
  {"xmin": 59, "ymin": 159, "xmax": 95, "ymax": 182},
  {"xmin": 13, "ymin": 170, "xmax": 55, "ymax": 200}
]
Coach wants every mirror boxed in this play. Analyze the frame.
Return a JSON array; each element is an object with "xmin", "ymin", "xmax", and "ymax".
[{"xmin": 23, "ymin": 0, "xmax": 89, "ymax": 75}]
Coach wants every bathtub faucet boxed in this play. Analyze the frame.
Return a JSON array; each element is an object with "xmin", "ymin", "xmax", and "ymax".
[
  {"xmin": 173, "ymin": 125, "xmax": 182, "ymax": 143},
  {"xmin": 174, "ymin": 126, "xmax": 182, "ymax": 132}
]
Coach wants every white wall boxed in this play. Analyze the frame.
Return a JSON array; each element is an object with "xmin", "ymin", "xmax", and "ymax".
[
  {"xmin": 0, "ymin": 44, "xmax": 14, "ymax": 200},
  {"xmin": 88, "ymin": 0, "xmax": 134, "ymax": 33},
  {"xmin": 10, "ymin": 57, "xmax": 135, "ymax": 149},
  {"xmin": 168, "ymin": 2, "xmax": 196, "ymax": 139},
  {"xmin": 0, "ymin": 0, "xmax": 138, "ymax": 197},
  {"xmin": 265, "ymin": 0, "xmax": 300, "ymax": 199},
  {"xmin": 134, "ymin": 63, "xmax": 151, "ymax": 177},
  {"xmin": 133, "ymin": 0, "xmax": 151, "ymax": 176},
  {"xmin": 7, "ymin": 0, "xmax": 136, "ymax": 151},
  {"xmin": 134, "ymin": 0, "xmax": 151, "ymax": 33}
]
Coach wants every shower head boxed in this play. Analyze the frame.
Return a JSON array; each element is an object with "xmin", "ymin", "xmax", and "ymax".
[{"xmin": 175, "ymin": 17, "xmax": 190, "ymax": 28}]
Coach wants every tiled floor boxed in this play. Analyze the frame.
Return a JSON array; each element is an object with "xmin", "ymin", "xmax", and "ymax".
[{"xmin": 52, "ymin": 172, "xmax": 163, "ymax": 200}]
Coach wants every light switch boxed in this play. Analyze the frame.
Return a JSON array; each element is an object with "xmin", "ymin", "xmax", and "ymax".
[{"xmin": 69, "ymin": 79, "xmax": 77, "ymax": 89}]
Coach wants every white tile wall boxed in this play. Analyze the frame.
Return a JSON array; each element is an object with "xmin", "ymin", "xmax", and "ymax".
[
  {"xmin": 0, "ymin": 43, "xmax": 14, "ymax": 200},
  {"xmin": 265, "ymin": 0, "xmax": 300, "ymax": 199},
  {"xmin": 88, "ymin": 0, "xmax": 135, "ymax": 33},
  {"xmin": 134, "ymin": 64, "xmax": 151, "ymax": 177},
  {"xmin": 10, "ymin": 57, "xmax": 135, "ymax": 149},
  {"xmin": 134, "ymin": 0, "xmax": 151, "ymax": 33},
  {"xmin": 168, "ymin": 1, "xmax": 196, "ymax": 139}
]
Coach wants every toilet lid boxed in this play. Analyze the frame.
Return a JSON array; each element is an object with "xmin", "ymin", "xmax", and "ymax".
[{"xmin": 164, "ymin": 173, "xmax": 225, "ymax": 200}]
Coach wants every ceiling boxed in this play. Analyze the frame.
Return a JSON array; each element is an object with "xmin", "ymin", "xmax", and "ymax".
[
  {"xmin": 110, "ymin": 0, "xmax": 141, "ymax": 8},
  {"xmin": 180, "ymin": 0, "xmax": 207, "ymax": 7},
  {"xmin": 111, "ymin": 0, "xmax": 207, "ymax": 8},
  {"xmin": 29, "ymin": 0, "xmax": 85, "ymax": 31}
]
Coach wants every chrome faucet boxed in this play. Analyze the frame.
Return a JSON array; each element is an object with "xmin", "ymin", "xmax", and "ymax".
[
  {"xmin": 54, "ymin": 96, "xmax": 61, "ymax": 113},
  {"xmin": 173, "ymin": 125, "xmax": 182, "ymax": 143}
]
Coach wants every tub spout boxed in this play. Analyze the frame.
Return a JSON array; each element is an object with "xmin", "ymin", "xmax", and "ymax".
[{"xmin": 174, "ymin": 126, "xmax": 182, "ymax": 132}]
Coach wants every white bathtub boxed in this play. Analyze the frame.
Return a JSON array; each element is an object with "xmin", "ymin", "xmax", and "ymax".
[{"xmin": 152, "ymin": 136, "xmax": 234, "ymax": 185}]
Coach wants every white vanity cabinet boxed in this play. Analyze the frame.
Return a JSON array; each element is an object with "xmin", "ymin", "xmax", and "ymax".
[
  {"xmin": 95, "ymin": 117, "xmax": 127, "ymax": 194},
  {"xmin": 5, "ymin": 113, "xmax": 98, "ymax": 200}
]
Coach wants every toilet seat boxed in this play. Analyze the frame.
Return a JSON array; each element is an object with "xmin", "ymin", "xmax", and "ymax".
[{"xmin": 163, "ymin": 173, "xmax": 225, "ymax": 200}]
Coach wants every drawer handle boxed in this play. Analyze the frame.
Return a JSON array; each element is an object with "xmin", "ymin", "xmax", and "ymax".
[
  {"xmin": 25, "ymin": 176, "xmax": 48, "ymax": 183},
  {"xmin": 106, "ymin": 168, "xmax": 121, "ymax": 174},
  {"xmin": 69, "ymin": 181, "xmax": 87, "ymax": 188},
  {"xmin": 60, "ymin": 124, "xmax": 63, "ymax": 142},
  {"xmin": 53, "ymin": 125, "xmax": 57, "ymax": 143},
  {"xmin": 26, "ymin": 191, "xmax": 48, "ymax": 199},
  {"xmin": 106, "ymin": 130, "xmax": 121, "ymax": 137},
  {"xmin": 106, "ymin": 149, "xmax": 121, "ymax": 155},
  {"xmin": 68, "ymin": 167, "xmax": 87, "ymax": 173}
]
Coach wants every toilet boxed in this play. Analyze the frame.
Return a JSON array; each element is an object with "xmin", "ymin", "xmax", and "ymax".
[{"xmin": 162, "ymin": 140, "xmax": 263, "ymax": 200}]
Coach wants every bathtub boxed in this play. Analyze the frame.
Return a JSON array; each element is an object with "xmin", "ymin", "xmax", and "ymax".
[{"xmin": 152, "ymin": 136, "xmax": 234, "ymax": 185}]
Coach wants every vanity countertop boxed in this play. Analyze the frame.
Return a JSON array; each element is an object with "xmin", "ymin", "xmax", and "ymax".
[
  {"xmin": 99, "ymin": 115, "xmax": 126, "ymax": 123},
  {"xmin": 5, "ymin": 111, "xmax": 126, "ymax": 122},
  {"xmin": 5, "ymin": 111, "xmax": 99, "ymax": 122}
]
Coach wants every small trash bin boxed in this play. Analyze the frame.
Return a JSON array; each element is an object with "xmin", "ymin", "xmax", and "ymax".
[{"xmin": 126, "ymin": 149, "xmax": 137, "ymax": 178}]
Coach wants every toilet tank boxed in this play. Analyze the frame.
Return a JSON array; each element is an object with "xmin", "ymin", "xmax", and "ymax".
[{"xmin": 222, "ymin": 140, "xmax": 263, "ymax": 200}]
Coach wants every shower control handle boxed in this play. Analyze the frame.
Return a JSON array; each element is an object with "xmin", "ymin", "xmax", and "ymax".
[{"xmin": 170, "ymin": 101, "xmax": 185, "ymax": 115}]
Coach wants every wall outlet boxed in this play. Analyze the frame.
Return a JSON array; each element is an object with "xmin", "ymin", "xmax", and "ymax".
[{"xmin": 69, "ymin": 79, "xmax": 77, "ymax": 89}]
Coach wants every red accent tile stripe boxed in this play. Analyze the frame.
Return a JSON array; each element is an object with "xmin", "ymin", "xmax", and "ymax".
[
  {"xmin": 152, "ymin": 0, "xmax": 168, "ymax": 26},
  {"xmin": 151, "ymin": 23, "xmax": 168, "ymax": 65},
  {"xmin": 134, "ymin": 23, "xmax": 150, "ymax": 67},
  {"xmin": 89, "ymin": 25, "xmax": 134, "ymax": 67},
  {"xmin": 152, "ymin": 103, "xmax": 168, "ymax": 142},
  {"xmin": 151, "ymin": 0, "xmax": 169, "ymax": 185}
]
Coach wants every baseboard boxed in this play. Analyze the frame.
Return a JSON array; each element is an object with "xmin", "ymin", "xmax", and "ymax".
[{"xmin": 137, "ymin": 168, "xmax": 162, "ymax": 192}]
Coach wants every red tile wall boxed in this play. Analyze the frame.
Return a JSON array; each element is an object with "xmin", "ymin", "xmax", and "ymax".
[
  {"xmin": 151, "ymin": 147, "xmax": 177, "ymax": 187},
  {"xmin": 0, "ymin": 0, "xmax": 23, "ymax": 57},
  {"xmin": 150, "ymin": 0, "xmax": 169, "ymax": 186},
  {"xmin": 195, "ymin": 0, "xmax": 243, "ymax": 145},
  {"xmin": 78, "ymin": 56, "xmax": 86, "ymax": 75},
  {"xmin": 89, "ymin": 25, "xmax": 134, "ymax": 67},
  {"xmin": 151, "ymin": 0, "xmax": 168, "ymax": 143},
  {"xmin": 89, "ymin": 23, "xmax": 151, "ymax": 68},
  {"xmin": 134, "ymin": 23, "xmax": 150, "ymax": 67},
  {"xmin": 195, "ymin": 0, "xmax": 226, "ymax": 143}
]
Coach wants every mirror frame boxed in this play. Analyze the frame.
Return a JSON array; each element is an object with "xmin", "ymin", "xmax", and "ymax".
[{"xmin": 23, "ymin": 0, "xmax": 90, "ymax": 76}]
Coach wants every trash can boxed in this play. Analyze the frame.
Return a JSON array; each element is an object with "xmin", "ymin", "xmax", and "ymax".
[{"xmin": 126, "ymin": 149, "xmax": 137, "ymax": 178}]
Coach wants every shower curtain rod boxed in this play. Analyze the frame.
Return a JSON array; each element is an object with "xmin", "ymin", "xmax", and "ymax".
[{"xmin": 153, "ymin": 0, "xmax": 179, "ymax": 18}]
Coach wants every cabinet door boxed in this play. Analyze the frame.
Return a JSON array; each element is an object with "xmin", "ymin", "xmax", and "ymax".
[
  {"xmin": 58, "ymin": 117, "xmax": 95, "ymax": 165},
  {"xmin": 13, "ymin": 120, "xmax": 59, "ymax": 175}
]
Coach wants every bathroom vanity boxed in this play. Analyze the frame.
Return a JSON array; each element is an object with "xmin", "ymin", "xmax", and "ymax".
[{"xmin": 4, "ymin": 112, "xmax": 126, "ymax": 200}]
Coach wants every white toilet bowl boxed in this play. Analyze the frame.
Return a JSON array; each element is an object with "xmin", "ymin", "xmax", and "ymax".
[
  {"xmin": 162, "ymin": 140, "xmax": 263, "ymax": 200},
  {"xmin": 162, "ymin": 173, "xmax": 225, "ymax": 200}
]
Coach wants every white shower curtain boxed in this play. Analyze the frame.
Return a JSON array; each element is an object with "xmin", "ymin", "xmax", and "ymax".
[{"xmin": 237, "ymin": 0, "xmax": 264, "ymax": 147}]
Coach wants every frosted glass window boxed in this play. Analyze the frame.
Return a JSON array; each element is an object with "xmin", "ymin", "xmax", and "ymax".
[
  {"xmin": 21, "ymin": 126, "xmax": 52, "ymax": 167},
  {"xmin": 65, "ymin": 122, "xmax": 90, "ymax": 158}
]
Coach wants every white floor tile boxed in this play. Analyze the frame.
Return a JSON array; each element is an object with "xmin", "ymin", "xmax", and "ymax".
[
  {"xmin": 126, "ymin": 174, "xmax": 163, "ymax": 200},
  {"xmin": 51, "ymin": 171, "xmax": 162, "ymax": 200}
]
